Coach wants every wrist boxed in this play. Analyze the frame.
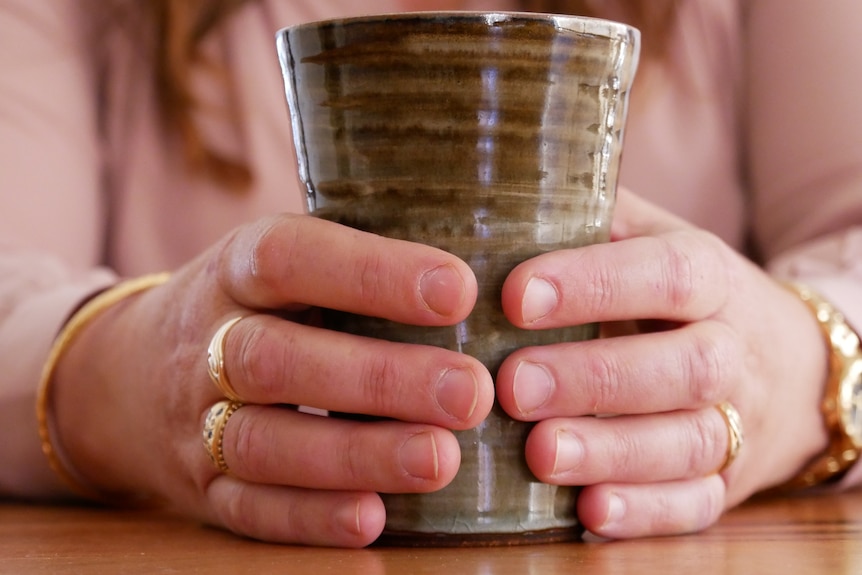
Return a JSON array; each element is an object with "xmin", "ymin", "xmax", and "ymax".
[
  {"xmin": 37, "ymin": 273, "xmax": 171, "ymax": 505},
  {"xmin": 778, "ymin": 282, "xmax": 862, "ymax": 490}
]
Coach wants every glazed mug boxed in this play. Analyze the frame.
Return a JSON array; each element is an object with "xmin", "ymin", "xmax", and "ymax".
[{"xmin": 277, "ymin": 11, "xmax": 640, "ymax": 546}]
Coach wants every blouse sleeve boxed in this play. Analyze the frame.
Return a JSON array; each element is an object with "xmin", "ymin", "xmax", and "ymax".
[
  {"xmin": 0, "ymin": 0, "xmax": 116, "ymax": 496},
  {"xmin": 745, "ymin": 0, "xmax": 862, "ymax": 487}
]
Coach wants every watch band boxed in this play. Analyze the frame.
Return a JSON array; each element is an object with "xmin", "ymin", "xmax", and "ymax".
[{"xmin": 780, "ymin": 282, "xmax": 862, "ymax": 490}]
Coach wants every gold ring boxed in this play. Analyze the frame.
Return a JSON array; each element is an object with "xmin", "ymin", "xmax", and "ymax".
[
  {"xmin": 207, "ymin": 317, "xmax": 244, "ymax": 401},
  {"xmin": 715, "ymin": 401, "xmax": 744, "ymax": 473},
  {"xmin": 202, "ymin": 400, "xmax": 244, "ymax": 473}
]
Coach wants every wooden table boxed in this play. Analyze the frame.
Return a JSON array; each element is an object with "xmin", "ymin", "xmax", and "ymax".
[{"xmin": 3, "ymin": 491, "xmax": 862, "ymax": 574}]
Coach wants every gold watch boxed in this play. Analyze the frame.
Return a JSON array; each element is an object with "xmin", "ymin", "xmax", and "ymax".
[{"xmin": 781, "ymin": 283, "xmax": 862, "ymax": 489}]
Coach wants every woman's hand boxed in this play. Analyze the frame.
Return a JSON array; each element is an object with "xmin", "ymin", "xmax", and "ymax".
[
  {"xmin": 496, "ymin": 188, "xmax": 831, "ymax": 539},
  {"xmin": 50, "ymin": 213, "xmax": 495, "ymax": 547}
]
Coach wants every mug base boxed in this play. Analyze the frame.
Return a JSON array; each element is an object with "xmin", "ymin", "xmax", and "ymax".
[{"xmin": 374, "ymin": 525, "xmax": 584, "ymax": 547}]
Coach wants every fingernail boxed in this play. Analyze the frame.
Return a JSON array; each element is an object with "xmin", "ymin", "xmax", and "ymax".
[
  {"xmin": 419, "ymin": 265, "xmax": 464, "ymax": 317},
  {"xmin": 399, "ymin": 432, "xmax": 439, "ymax": 480},
  {"xmin": 552, "ymin": 429, "xmax": 584, "ymax": 475},
  {"xmin": 513, "ymin": 361, "xmax": 554, "ymax": 415},
  {"xmin": 336, "ymin": 499, "xmax": 363, "ymax": 536},
  {"xmin": 522, "ymin": 277, "xmax": 558, "ymax": 324},
  {"xmin": 435, "ymin": 367, "xmax": 479, "ymax": 423},
  {"xmin": 601, "ymin": 493, "xmax": 626, "ymax": 529}
]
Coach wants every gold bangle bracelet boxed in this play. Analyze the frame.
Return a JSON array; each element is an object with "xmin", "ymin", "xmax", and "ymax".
[{"xmin": 36, "ymin": 272, "xmax": 171, "ymax": 504}]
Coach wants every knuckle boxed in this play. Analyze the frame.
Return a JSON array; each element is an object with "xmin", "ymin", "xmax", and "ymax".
[
  {"xmin": 657, "ymin": 234, "xmax": 697, "ymax": 312},
  {"xmin": 647, "ymin": 482, "xmax": 721, "ymax": 535},
  {"xmin": 683, "ymin": 323, "xmax": 737, "ymax": 406},
  {"xmin": 335, "ymin": 429, "xmax": 372, "ymax": 487},
  {"xmin": 218, "ymin": 484, "xmax": 304, "ymax": 544},
  {"xmin": 582, "ymin": 348, "xmax": 623, "ymax": 413},
  {"xmin": 685, "ymin": 411, "xmax": 725, "ymax": 476},
  {"xmin": 248, "ymin": 218, "xmax": 299, "ymax": 289},
  {"xmin": 649, "ymin": 492, "xmax": 677, "ymax": 531},
  {"xmin": 581, "ymin": 257, "xmax": 621, "ymax": 317},
  {"xmin": 234, "ymin": 323, "xmax": 263, "ymax": 394},
  {"xmin": 658, "ymin": 230, "xmax": 724, "ymax": 314},
  {"xmin": 236, "ymin": 321, "xmax": 297, "ymax": 399},
  {"xmin": 700, "ymin": 479, "xmax": 727, "ymax": 526},
  {"xmin": 219, "ymin": 485, "xmax": 254, "ymax": 535},
  {"xmin": 229, "ymin": 409, "xmax": 270, "ymax": 477},
  {"xmin": 608, "ymin": 426, "xmax": 641, "ymax": 477},
  {"xmin": 352, "ymin": 250, "xmax": 391, "ymax": 310},
  {"xmin": 357, "ymin": 351, "xmax": 404, "ymax": 416}
]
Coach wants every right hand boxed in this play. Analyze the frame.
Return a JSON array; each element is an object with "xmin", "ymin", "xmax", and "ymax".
[{"xmin": 50, "ymin": 213, "xmax": 495, "ymax": 547}]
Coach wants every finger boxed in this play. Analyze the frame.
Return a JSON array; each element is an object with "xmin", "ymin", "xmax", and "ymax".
[
  {"xmin": 501, "ymin": 227, "xmax": 730, "ymax": 328},
  {"xmin": 610, "ymin": 187, "xmax": 695, "ymax": 241},
  {"xmin": 218, "ymin": 406, "xmax": 462, "ymax": 493},
  {"xmin": 522, "ymin": 408, "xmax": 730, "ymax": 485},
  {"xmin": 220, "ymin": 315, "xmax": 493, "ymax": 428},
  {"xmin": 218, "ymin": 214, "xmax": 477, "ymax": 325},
  {"xmin": 577, "ymin": 475, "xmax": 726, "ymax": 539},
  {"xmin": 207, "ymin": 476, "xmax": 386, "ymax": 548},
  {"xmin": 496, "ymin": 319, "xmax": 738, "ymax": 419}
]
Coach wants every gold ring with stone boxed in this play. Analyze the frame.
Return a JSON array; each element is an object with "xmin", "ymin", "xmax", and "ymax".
[
  {"xmin": 207, "ymin": 316, "xmax": 244, "ymax": 401},
  {"xmin": 202, "ymin": 400, "xmax": 244, "ymax": 473},
  {"xmin": 715, "ymin": 401, "xmax": 744, "ymax": 473}
]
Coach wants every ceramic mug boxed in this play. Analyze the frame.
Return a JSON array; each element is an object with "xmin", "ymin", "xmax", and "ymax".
[{"xmin": 277, "ymin": 11, "xmax": 639, "ymax": 546}]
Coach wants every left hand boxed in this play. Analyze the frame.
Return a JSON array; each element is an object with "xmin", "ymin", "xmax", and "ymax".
[{"xmin": 495, "ymin": 187, "xmax": 830, "ymax": 539}]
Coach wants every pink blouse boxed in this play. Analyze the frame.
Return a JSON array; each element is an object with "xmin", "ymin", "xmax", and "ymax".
[{"xmin": 2, "ymin": 0, "xmax": 862, "ymax": 493}]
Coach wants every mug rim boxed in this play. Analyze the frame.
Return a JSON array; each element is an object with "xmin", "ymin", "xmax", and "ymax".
[{"xmin": 276, "ymin": 11, "xmax": 640, "ymax": 43}]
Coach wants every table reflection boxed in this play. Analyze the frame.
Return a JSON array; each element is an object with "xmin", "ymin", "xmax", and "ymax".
[{"xmin": 3, "ymin": 491, "xmax": 862, "ymax": 575}]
